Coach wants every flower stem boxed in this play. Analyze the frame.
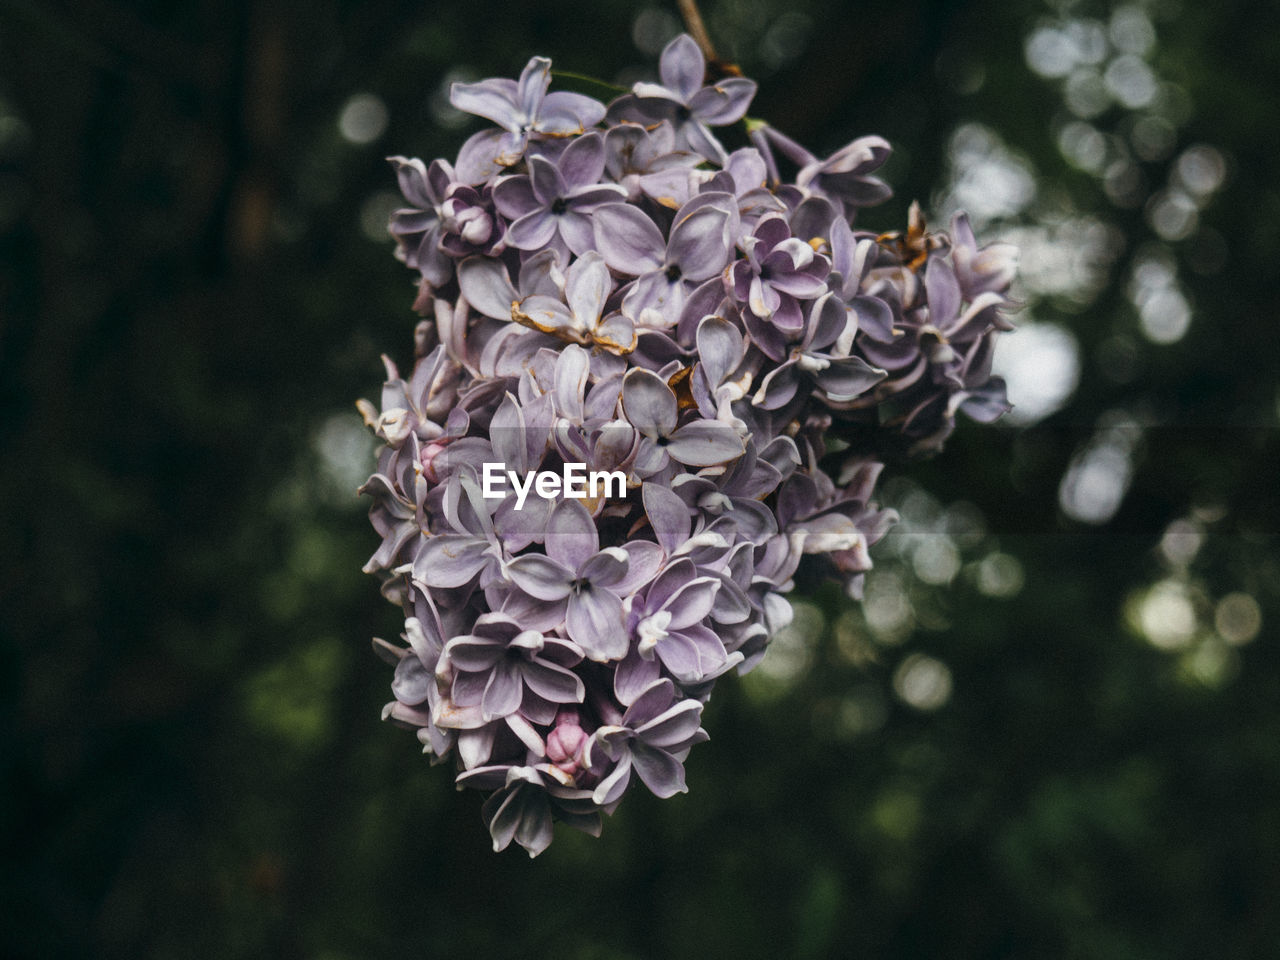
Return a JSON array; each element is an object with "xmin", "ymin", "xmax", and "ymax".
[{"xmin": 677, "ymin": 0, "xmax": 718, "ymax": 63}]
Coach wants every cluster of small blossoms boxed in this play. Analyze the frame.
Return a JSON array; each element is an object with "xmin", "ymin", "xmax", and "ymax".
[{"xmin": 359, "ymin": 35, "xmax": 1016, "ymax": 856}]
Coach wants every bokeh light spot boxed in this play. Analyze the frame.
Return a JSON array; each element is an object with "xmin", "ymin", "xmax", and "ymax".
[
  {"xmin": 338, "ymin": 93, "xmax": 389, "ymax": 144},
  {"xmin": 893, "ymin": 654, "xmax": 953, "ymax": 711},
  {"xmin": 1137, "ymin": 579, "xmax": 1198, "ymax": 650},
  {"xmin": 1215, "ymin": 593, "xmax": 1261, "ymax": 646}
]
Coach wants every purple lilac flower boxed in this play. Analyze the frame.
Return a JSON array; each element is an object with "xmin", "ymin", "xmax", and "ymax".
[
  {"xmin": 593, "ymin": 194, "xmax": 736, "ymax": 326},
  {"xmin": 585, "ymin": 678, "xmax": 709, "ymax": 804},
  {"xmin": 387, "ymin": 157, "xmax": 454, "ymax": 289},
  {"xmin": 442, "ymin": 613, "xmax": 585, "ymax": 723},
  {"xmin": 729, "ymin": 213, "xmax": 831, "ymax": 341},
  {"xmin": 608, "ymin": 34, "xmax": 757, "ymax": 165},
  {"xmin": 621, "ymin": 367, "xmax": 745, "ymax": 474},
  {"xmin": 492, "ymin": 132, "xmax": 626, "ymax": 261},
  {"xmin": 363, "ymin": 35, "xmax": 1017, "ymax": 856},
  {"xmin": 451, "ymin": 56, "xmax": 607, "ymax": 181}
]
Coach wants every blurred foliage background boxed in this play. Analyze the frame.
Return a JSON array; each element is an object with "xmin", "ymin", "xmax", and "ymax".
[{"xmin": 2, "ymin": 0, "xmax": 1279, "ymax": 957}]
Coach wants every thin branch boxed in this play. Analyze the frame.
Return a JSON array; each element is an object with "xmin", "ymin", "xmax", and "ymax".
[{"xmin": 676, "ymin": 0, "xmax": 718, "ymax": 63}]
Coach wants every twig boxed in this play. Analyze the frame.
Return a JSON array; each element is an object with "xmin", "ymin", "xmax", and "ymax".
[
  {"xmin": 676, "ymin": 0, "xmax": 743, "ymax": 79},
  {"xmin": 677, "ymin": 0, "xmax": 717, "ymax": 63}
]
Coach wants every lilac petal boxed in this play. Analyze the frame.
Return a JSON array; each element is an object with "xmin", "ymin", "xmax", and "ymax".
[
  {"xmin": 554, "ymin": 343, "xmax": 590, "ymax": 420},
  {"xmin": 741, "ymin": 307, "xmax": 787, "ymax": 362},
  {"xmin": 729, "ymin": 258, "xmax": 754, "ymax": 304},
  {"xmin": 725, "ymin": 146, "xmax": 768, "ymax": 191},
  {"xmin": 389, "ymin": 156, "xmax": 435, "ymax": 206},
  {"xmin": 565, "ymin": 252, "xmax": 610, "ymax": 327},
  {"xmin": 516, "ymin": 56, "xmax": 553, "ymax": 119},
  {"xmin": 814, "ymin": 356, "xmax": 887, "ymax": 401},
  {"xmin": 492, "ymin": 174, "xmax": 539, "ymax": 219},
  {"xmin": 494, "ymin": 588, "xmax": 567, "ymax": 633},
  {"xmin": 615, "ymin": 540, "xmax": 664, "ymax": 594},
  {"xmin": 825, "ymin": 173, "xmax": 892, "ymax": 207},
  {"xmin": 513, "ymin": 794, "xmax": 554, "ymax": 857},
  {"xmin": 696, "ymin": 315, "xmax": 744, "ymax": 389},
  {"xmin": 592, "ymin": 204, "xmax": 666, "ymax": 274},
  {"xmin": 825, "ymin": 134, "xmax": 892, "ymax": 174},
  {"xmin": 489, "ymin": 393, "xmax": 527, "ymax": 471},
  {"xmin": 635, "ymin": 698, "xmax": 705, "ymax": 748},
  {"xmin": 665, "ymin": 419, "xmax": 745, "ymax": 466},
  {"xmin": 645, "ymin": 558, "xmax": 696, "ymax": 613},
  {"xmin": 624, "ymin": 677, "xmax": 677, "ymax": 728},
  {"xmin": 959, "ymin": 379, "xmax": 1013, "ymax": 423},
  {"xmin": 688, "ymin": 78, "xmax": 758, "ymax": 125},
  {"xmin": 808, "ymin": 292, "xmax": 849, "ymax": 350},
  {"xmin": 643, "ymin": 482, "xmax": 691, "ymax": 556},
  {"xmin": 485, "ymin": 784, "xmax": 527, "ymax": 852},
  {"xmin": 545, "ymin": 498, "xmax": 599, "ymax": 571},
  {"xmin": 723, "ymin": 497, "xmax": 777, "ymax": 543},
  {"xmin": 772, "ymin": 295, "xmax": 804, "ymax": 333},
  {"xmin": 505, "ymin": 209, "xmax": 559, "ymax": 251},
  {"xmin": 658, "ymin": 34, "xmax": 705, "ymax": 102},
  {"xmin": 663, "ymin": 577, "xmax": 719, "ymax": 629},
  {"xmin": 621, "ymin": 368, "xmax": 678, "ymax": 439},
  {"xmin": 594, "ymin": 313, "xmax": 637, "ymax": 354},
  {"xmin": 528, "ymin": 155, "xmax": 567, "ymax": 206},
  {"xmin": 413, "ymin": 536, "xmax": 490, "ymax": 588},
  {"xmin": 449, "ymin": 77, "xmax": 521, "ymax": 130},
  {"xmin": 538, "ymin": 91, "xmax": 607, "ymax": 134},
  {"xmin": 579, "ymin": 547, "xmax": 629, "ymax": 589},
  {"xmin": 481, "ymin": 659, "xmax": 524, "ymax": 719},
  {"xmin": 789, "ymin": 196, "xmax": 838, "ymax": 246},
  {"xmin": 444, "ymin": 636, "xmax": 506, "ymax": 672},
  {"xmin": 455, "ymin": 129, "xmax": 513, "ymax": 183},
  {"xmin": 603, "ymin": 122, "xmax": 646, "ymax": 179},
  {"xmin": 632, "ymin": 437, "xmax": 670, "ymax": 477},
  {"xmin": 557, "ymin": 210, "xmax": 598, "ymax": 257},
  {"xmin": 445, "ymin": 472, "xmax": 497, "ymax": 540},
  {"xmin": 451, "ymin": 668, "xmax": 490, "ymax": 706},
  {"xmin": 591, "ymin": 752, "xmax": 633, "ymax": 806},
  {"xmin": 621, "ymin": 271, "xmax": 683, "ymax": 324},
  {"xmin": 630, "ymin": 743, "xmax": 687, "ymax": 797},
  {"xmin": 852, "ymin": 295, "xmax": 896, "ymax": 342},
  {"xmin": 682, "ymin": 119, "xmax": 728, "ymax": 165},
  {"xmin": 389, "ymin": 209, "xmax": 436, "ymax": 238},
  {"xmin": 768, "ymin": 269, "xmax": 828, "ymax": 301},
  {"xmin": 391, "ymin": 656, "xmax": 432, "ymax": 704},
  {"xmin": 497, "ymin": 497, "xmax": 558, "ymax": 552},
  {"xmin": 458, "ymin": 257, "xmax": 519, "ymax": 320},
  {"xmin": 567, "ymin": 588, "xmax": 628, "ymax": 661},
  {"xmin": 458, "ymin": 762, "xmax": 513, "ymax": 792},
  {"xmin": 667, "ymin": 623, "xmax": 732, "ymax": 678},
  {"xmin": 668, "ymin": 205, "xmax": 731, "ymax": 281},
  {"xmin": 405, "ymin": 610, "xmax": 444, "ymax": 666},
  {"xmin": 651, "ymin": 630, "xmax": 704, "ymax": 680},
  {"xmin": 565, "ymin": 184, "xmax": 627, "ymax": 210},
  {"xmin": 639, "ymin": 166, "xmax": 696, "ymax": 208},
  {"xmin": 522, "ymin": 660, "xmax": 586, "ymax": 704},
  {"xmin": 506, "ymin": 554, "xmax": 573, "ymax": 600},
  {"xmin": 614, "ymin": 648, "xmax": 663, "ymax": 705},
  {"xmin": 557, "ymin": 131, "xmax": 606, "ymax": 189},
  {"xmin": 515, "ymin": 294, "xmax": 574, "ymax": 336},
  {"xmin": 752, "ymin": 359, "xmax": 800, "ymax": 410},
  {"xmin": 748, "ymin": 274, "xmax": 780, "ymax": 317},
  {"xmin": 710, "ymin": 574, "xmax": 752, "ymax": 624},
  {"xmin": 925, "ymin": 257, "xmax": 962, "ymax": 324}
]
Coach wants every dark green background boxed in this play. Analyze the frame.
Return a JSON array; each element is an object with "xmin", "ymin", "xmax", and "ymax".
[{"xmin": 3, "ymin": 1, "xmax": 1278, "ymax": 957}]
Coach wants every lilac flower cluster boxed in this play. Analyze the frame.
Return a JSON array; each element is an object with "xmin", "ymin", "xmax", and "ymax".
[{"xmin": 360, "ymin": 35, "xmax": 1016, "ymax": 856}]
